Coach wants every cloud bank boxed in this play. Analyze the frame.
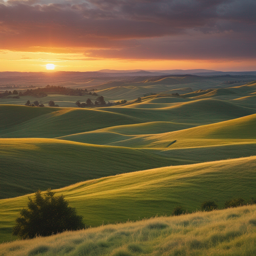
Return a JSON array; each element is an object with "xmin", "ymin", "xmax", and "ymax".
[{"xmin": 0, "ymin": 0, "xmax": 255, "ymax": 60}]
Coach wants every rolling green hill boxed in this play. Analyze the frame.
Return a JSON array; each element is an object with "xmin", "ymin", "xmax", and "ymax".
[
  {"xmin": 0, "ymin": 138, "xmax": 183, "ymax": 199},
  {"xmin": 1, "ymin": 204, "xmax": 256, "ymax": 256},
  {"xmin": 61, "ymin": 113, "xmax": 256, "ymax": 150},
  {"xmin": 0, "ymin": 156, "xmax": 256, "ymax": 243},
  {"xmin": 0, "ymin": 106, "xmax": 141, "ymax": 138},
  {"xmin": 1, "ymin": 98, "xmax": 254, "ymax": 139},
  {"xmin": 1, "ymin": 80, "xmax": 256, "ymax": 245}
]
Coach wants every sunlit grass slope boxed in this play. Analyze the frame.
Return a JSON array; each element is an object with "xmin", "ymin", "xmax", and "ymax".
[
  {"xmin": 104, "ymin": 99, "xmax": 255, "ymax": 125},
  {"xmin": 1, "ymin": 205, "xmax": 256, "ymax": 256},
  {"xmin": 0, "ymin": 106, "xmax": 142, "ymax": 138},
  {"xmin": 141, "ymin": 111, "xmax": 256, "ymax": 144},
  {"xmin": 131, "ymin": 112, "xmax": 256, "ymax": 149},
  {"xmin": 97, "ymin": 83, "xmax": 193, "ymax": 100},
  {"xmin": 0, "ymin": 138, "xmax": 183, "ymax": 199},
  {"xmin": 61, "ymin": 113, "xmax": 256, "ymax": 150},
  {"xmin": 1, "ymin": 98, "xmax": 254, "ymax": 139},
  {"xmin": 60, "ymin": 121, "xmax": 194, "ymax": 144},
  {"xmin": 1, "ymin": 156, "xmax": 256, "ymax": 243}
]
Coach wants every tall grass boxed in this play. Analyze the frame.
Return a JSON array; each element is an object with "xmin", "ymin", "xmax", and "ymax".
[{"xmin": 1, "ymin": 205, "xmax": 256, "ymax": 256}]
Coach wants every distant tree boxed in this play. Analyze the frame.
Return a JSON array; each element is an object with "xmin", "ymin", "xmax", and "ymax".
[
  {"xmin": 75, "ymin": 100, "xmax": 81, "ymax": 107},
  {"xmin": 48, "ymin": 100, "xmax": 55, "ymax": 107},
  {"xmin": 25, "ymin": 100, "xmax": 31, "ymax": 106},
  {"xmin": 201, "ymin": 201, "xmax": 218, "ymax": 211},
  {"xmin": 39, "ymin": 104, "xmax": 44, "ymax": 107},
  {"xmin": 225, "ymin": 198, "xmax": 245, "ymax": 208},
  {"xmin": 80, "ymin": 103, "xmax": 87, "ymax": 107},
  {"xmin": 137, "ymin": 97, "xmax": 141, "ymax": 102},
  {"xmin": 96, "ymin": 96, "xmax": 106, "ymax": 105},
  {"xmin": 13, "ymin": 90, "xmax": 18, "ymax": 95},
  {"xmin": 13, "ymin": 190, "xmax": 85, "ymax": 239},
  {"xmin": 86, "ymin": 98, "xmax": 93, "ymax": 105},
  {"xmin": 33, "ymin": 100, "xmax": 39, "ymax": 106},
  {"xmin": 172, "ymin": 206, "xmax": 186, "ymax": 216},
  {"xmin": 121, "ymin": 100, "xmax": 127, "ymax": 104}
]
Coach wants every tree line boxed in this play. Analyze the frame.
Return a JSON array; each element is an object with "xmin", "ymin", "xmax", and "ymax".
[
  {"xmin": 25, "ymin": 100, "xmax": 58, "ymax": 107},
  {"xmin": 20, "ymin": 85, "xmax": 98, "ymax": 98},
  {"xmin": 0, "ymin": 90, "xmax": 20, "ymax": 99},
  {"xmin": 76, "ymin": 96, "xmax": 107, "ymax": 107}
]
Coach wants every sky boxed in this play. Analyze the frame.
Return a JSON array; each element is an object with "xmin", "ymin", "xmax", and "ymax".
[{"xmin": 0, "ymin": 0, "xmax": 256, "ymax": 72}]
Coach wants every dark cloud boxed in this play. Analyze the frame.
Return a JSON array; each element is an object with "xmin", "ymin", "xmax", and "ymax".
[
  {"xmin": 86, "ymin": 33, "xmax": 256, "ymax": 60},
  {"xmin": 0, "ymin": 0, "xmax": 255, "ymax": 60}
]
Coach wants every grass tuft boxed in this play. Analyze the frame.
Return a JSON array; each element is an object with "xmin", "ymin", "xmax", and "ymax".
[
  {"xmin": 147, "ymin": 222, "xmax": 168, "ymax": 230},
  {"xmin": 127, "ymin": 243, "xmax": 143, "ymax": 253},
  {"xmin": 28, "ymin": 245, "xmax": 50, "ymax": 256}
]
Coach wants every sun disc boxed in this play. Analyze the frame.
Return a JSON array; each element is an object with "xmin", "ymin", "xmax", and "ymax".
[{"xmin": 46, "ymin": 64, "xmax": 55, "ymax": 70}]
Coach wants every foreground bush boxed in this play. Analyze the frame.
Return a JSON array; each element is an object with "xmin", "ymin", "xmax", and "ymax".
[
  {"xmin": 225, "ymin": 198, "xmax": 245, "ymax": 208},
  {"xmin": 201, "ymin": 201, "xmax": 218, "ymax": 211},
  {"xmin": 13, "ymin": 190, "xmax": 85, "ymax": 239}
]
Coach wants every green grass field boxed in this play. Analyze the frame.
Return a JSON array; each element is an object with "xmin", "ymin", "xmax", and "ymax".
[
  {"xmin": 0, "ymin": 80, "xmax": 256, "ymax": 247},
  {"xmin": 1, "ymin": 204, "xmax": 256, "ymax": 255},
  {"xmin": 1, "ymin": 156, "xmax": 256, "ymax": 243}
]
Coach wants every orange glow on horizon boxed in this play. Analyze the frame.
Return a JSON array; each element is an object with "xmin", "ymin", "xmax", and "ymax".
[{"xmin": 0, "ymin": 50, "xmax": 256, "ymax": 72}]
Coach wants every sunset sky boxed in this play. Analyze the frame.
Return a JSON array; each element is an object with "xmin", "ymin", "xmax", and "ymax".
[{"xmin": 0, "ymin": 0, "xmax": 255, "ymax": 72}]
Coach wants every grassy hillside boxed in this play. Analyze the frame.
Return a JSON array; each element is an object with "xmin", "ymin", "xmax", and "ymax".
[
  {"xmin": 104, "ymin": 99, "xmax": 255, "ymax": 124},
  {"xmin": 0, "ymin": 138, "xmax": 182, "ymax": 199},
  {"xmin": 1, "ymin": 156, "xmax": 256, "ymax": 243},
  {"xmin": 61, "ymin": 113, "xmax": 256, "ymax": 150},
  {"xmin": 0, "ymin": 106, "xmax": 142, "ymax": 138},
  {"xmin": 0, "ymin": 105, "xmax": 57, "ymax": 130},
  {"xmin": 10, "ymin": 205, "xmax": 256, "ymax": 255},
  {"xmin": 95, "ymin": 75, "xmax": 253, "ymax": 100},
  {"xmin": 1, "ymin": 80, "xmax": 256, "ymax": 245},
  {"xmin": 1, "ymin": 98, "xmax": 254, "ymax": 139},
  {"xmin": 1, "ymin": 204, "xmax": 256, "ymax": 255},
  {"xmin": 127, "ymin": 112, "xmax": 256, "ymax": 149}
]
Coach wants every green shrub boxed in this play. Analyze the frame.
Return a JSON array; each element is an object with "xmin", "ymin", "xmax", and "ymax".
[
  {"xmin": 201, "ymin": 201, "xmax": 218, "ymax": 211},
  {"xmin": 13, "ymin": 189, "xmax": 85, "ymax": 239},
  {"xmin": 172, "ymin": 206, "xmax": 186, "ymax": 216},
  {"xmin": 225, "ymin": 198, "xmax": 245, "ymax": 208}
]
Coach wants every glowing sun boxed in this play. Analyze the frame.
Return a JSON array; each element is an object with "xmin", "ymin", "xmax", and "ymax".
[{"xmin": 46, "ymin": 64, "xmax": 55, "ymax": 70}]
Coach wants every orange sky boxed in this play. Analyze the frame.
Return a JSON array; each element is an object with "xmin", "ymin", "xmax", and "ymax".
[
  {"xmin": 0, "ymin": 1, "xmax": 256, "ymax": 72},
  {"xmin": 1, "ymin": 50, "xmax": 256, "ymax": 72}
]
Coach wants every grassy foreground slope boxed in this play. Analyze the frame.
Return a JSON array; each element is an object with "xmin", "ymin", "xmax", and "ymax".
[
  {"xmin": 1, "ymin": 156, "xmax": 256, "ymax": 242},
  {"xmin": 1, "ymin": 205, "xmax": 256, "ymax": 256},
  {"xmin": 0, "ymin": 138, "xmax": 182, "ymax": 199}
]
